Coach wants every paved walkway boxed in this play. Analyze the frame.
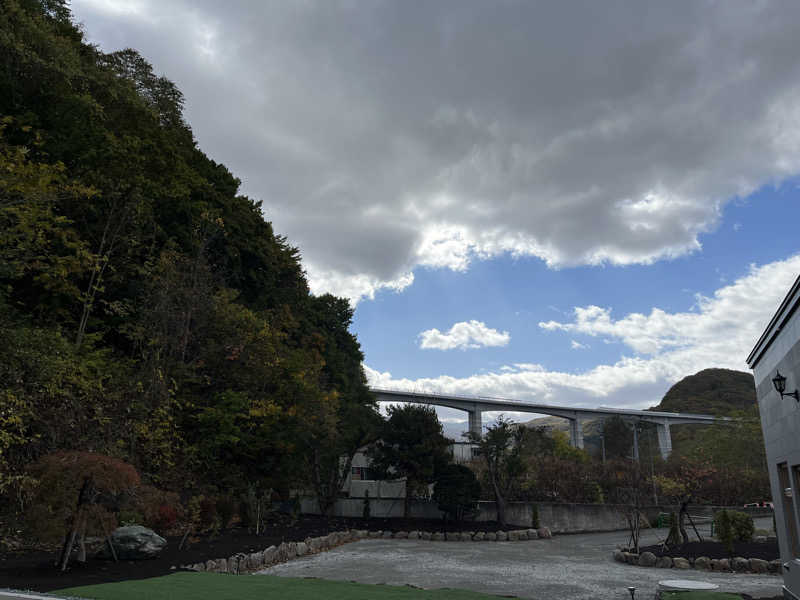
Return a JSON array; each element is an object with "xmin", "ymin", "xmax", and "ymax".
[{"xmin": 257, "ymin": 526, "xmax": 783, "ymax": 600}]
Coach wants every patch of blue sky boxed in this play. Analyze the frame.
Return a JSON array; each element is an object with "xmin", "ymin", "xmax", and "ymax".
[{"xmin": 353, "ymin": 184, "xmax": 800, "ymax": 382}]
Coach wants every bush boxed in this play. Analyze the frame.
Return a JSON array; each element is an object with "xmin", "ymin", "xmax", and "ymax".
[
  {"xmin": 714, "ymin": 510, "xmax": 753, "ymax": 552},
  {"xmin": 714, "ymin": 510, "xmax": 734, "ymax": 554},
  {"xmin": 730, "ymin": 510, "xmax": 755, "ymax": 542},
  {"xmin": 434, "ymin": 464, "xmax": 480, "ymax": 521}
]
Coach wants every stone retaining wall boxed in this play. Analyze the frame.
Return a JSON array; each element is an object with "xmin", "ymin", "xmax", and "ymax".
[
  {"xmin": 178, "ymin": 527, "xmax": 553, "ymax": 574},
  {"xmin": 612, "ymin": 549, "xmax": 781, "ymax": 576}
]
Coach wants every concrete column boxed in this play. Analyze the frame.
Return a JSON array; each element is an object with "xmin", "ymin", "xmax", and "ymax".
[
  {"xmin": 468, "ymin": 408, "xmax": 482, "ymax": 438},
  {"xmin": 569, "ymin": 416, "xmax": 584, "ymax": 449},
  {"xmin": 632, "ymin": 422, "xmax": 640, "ymax": 461},
  {"xmin": 656, "ymin": 421, "xmax": 672, "ymax": 460}
]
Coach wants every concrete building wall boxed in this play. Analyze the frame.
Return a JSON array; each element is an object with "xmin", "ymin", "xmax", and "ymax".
[{"xmin": 750, "ymin": 283, "xmax": 800, "ymax": 600}]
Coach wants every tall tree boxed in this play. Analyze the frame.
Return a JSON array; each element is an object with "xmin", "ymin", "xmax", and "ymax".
[
  {"xmin": 466, "ymin": 417, "xmax": 529, "ymax": 528},
  {"xmin": 369, "ymin": 404, "xmax": 451, "ymax": 517}
]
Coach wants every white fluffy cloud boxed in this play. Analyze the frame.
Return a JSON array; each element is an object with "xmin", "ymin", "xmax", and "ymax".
[
  {"xmin": 419, "ymin": 320, "xmax": 510, "ymax": 351},
  {"xmin": 368, "ymin": 255, "xmax": 800, "ymax": 413},
  {"xmin": 71, "ymin": 1, "xmax": 800, "ymax": 303}
]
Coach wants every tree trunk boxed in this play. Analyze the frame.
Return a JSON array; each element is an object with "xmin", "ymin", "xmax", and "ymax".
[{"xmin": 678, "ymin": 500, "xmax": 690, "ymax": 544}]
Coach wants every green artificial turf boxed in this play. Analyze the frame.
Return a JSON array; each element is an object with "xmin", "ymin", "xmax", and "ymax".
[
  {"xmin": 660, "ymin": 592, "xmax": 744, "ymax": 600},
  {"xmin": 56, "ymin": 571, "xmax": 514, "ymax": 600}
]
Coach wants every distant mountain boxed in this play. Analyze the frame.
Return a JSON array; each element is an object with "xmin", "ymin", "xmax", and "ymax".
[{"xmin": 649, "ymin": 368, "xmax": 756, "ymax": 415}]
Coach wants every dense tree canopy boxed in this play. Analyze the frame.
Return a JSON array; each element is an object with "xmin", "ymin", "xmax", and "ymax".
[{"xmin": 0, "ymin": 0, "xmax": 376, "ymax": 521}]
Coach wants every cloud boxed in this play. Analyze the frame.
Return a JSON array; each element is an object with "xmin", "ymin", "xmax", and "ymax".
[
  {"xmin": 368, "ymin": 255, "xmax": 800, "ymax": 412},
  {"xmin": 571, "ymin": 340, "xmax": 589, "ymax": 350},
  {"xmin": 419, "ymin": 320, "xmax": 510, "ymax": 350},
  {"xmin": 70, "ymin": 1, "xmax": 800, "ymax": 303}
]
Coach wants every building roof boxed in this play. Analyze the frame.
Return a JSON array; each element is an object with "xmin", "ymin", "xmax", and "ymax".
[{"xmin": 747, "ymin": 273, "xmax": 800, "ymax": 369}]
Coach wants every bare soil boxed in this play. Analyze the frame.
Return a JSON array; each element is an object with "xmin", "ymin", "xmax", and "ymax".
[{"xmin": 0, "ymin": 514, "xmax": 508, "ymax": 592}]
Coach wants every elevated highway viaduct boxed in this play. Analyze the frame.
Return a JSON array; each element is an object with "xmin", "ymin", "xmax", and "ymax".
[{"xmin": 370, "ymin": 388, "xmax": 731, "ymax": 460}]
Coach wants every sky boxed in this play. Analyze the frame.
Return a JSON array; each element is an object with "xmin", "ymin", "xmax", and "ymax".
[{"xmin": 70, "ymin": 0, "xmax": 800, "ymax": 436}]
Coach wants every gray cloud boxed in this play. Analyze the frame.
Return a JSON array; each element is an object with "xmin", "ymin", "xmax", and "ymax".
[{"xmin": 73, "ymin": 0, "xmax": 800, "ymax": 301}]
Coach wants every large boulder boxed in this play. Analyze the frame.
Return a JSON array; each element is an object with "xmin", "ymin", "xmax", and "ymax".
[
  {"xmin": 473, "ymin": 531, "xmax": 485, "ymax": 541},
  {"xmin": 496, "ymin": 531, "xmax": 508, "ymax": 541},
  {"xmin": 613, "ymin": 550, "xmax": 625, "ymax": 563},
  {"xmin": 749, "ymin": 558, "xmax": 769, "ymax": 573},
  {"xmin": 527, "ymin": 529, "xmax": 539, "ymax": 540},
  {"xmin": 672, "ymin": 557, "xmax": 691, "ymax": 569},
  {"xmin": 638, "ymin": 551, "xmax": 657, "ymax": 567},
  {"xmin": 484, "ymin": 531, "xmax": 497, "ymax": 541},
  {"xmin": 711, "ymin": 558, "xmax": 730, "ymax": 572},
  {"xmin": 655, "ymin": 556, "xmax": 673, "ymax": 569},
  {"xmin": 731, "ymin": 557, "xmax": 749, "ymax": 572},
  {"xmin": 98, "ymin": 525, "xmax": 166, "ymax": 560},
  {"xmin": 394, "ymin": 531, "xmax": 408, "ymax": 539},
  {"xmin": 694, "ymin": 556, "xmax": 711, "ymax": 570},
  {"xmin": 769, "ymin": 559, "xmax": 782, "ymax": 573},
  {"xmin": 537, "ymin": 527, "xmax": 552, "ymax": 539}
]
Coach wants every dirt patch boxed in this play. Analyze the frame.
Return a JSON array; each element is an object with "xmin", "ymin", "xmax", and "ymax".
[
  {"xmin": 639, "ymin": 539, "xmax": 779, "ymax": 561},
  {"xmin": 0, "ymin": 514, "xmax": 509, "ymax": 592}
]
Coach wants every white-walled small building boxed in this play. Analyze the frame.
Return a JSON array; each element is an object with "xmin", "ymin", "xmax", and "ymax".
[{"xmin": 747, "ymin": 275, "xmax": 800, "ymax": 600}]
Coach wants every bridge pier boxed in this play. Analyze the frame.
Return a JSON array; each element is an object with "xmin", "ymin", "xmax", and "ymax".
[
  {"xmin": 656, "ymin": 421, "xmax": 672, "ymax": 460},
  {"xmin": 569, "ymin": 416, "xmax": 584, "ymax": 449},
  {"xmin": 467, "ymin": 408, "xmax": 482, "ymax": 438},
  {"xmin": 632, "ymin": 422, "xmax": 640, "ymax": 461}
]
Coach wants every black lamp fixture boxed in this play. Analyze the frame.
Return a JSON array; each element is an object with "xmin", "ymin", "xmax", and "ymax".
[{"xmin": 772, "ymin": 370, "xmax": 799, "ymax": 402}]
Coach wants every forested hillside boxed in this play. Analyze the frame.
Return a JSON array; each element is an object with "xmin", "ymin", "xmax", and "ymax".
[
  {"xmin": 0, "ymin": 0, "xmax": 376, "ymax": 519},
  {"xmin": 653, "ymin": 368, "xmax": 756, "ymax": 415}
]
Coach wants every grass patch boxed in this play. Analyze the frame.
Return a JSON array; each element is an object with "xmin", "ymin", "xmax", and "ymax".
[
  {"xmin": 56, "ymin": 571, "xmax": 514, "ymax": 600},
  {"xmin": 661, "ymin": 592, "xmax": 743, "ymax": 600}
]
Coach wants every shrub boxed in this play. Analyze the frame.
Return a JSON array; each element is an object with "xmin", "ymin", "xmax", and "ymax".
[
  {"xmin": 434, "ymin": 464, "xmax": 480, "ymax": 521},
  {"xmin": 126, "ymin": 484, "xmax": 181, "ymax": 534},
  {"xmin": 730, "ymin": 510, "xmax": 755, "ymax": 542}
]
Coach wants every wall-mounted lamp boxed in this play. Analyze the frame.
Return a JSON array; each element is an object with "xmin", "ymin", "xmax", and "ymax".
[{"xmin": 772, "ymin": 370, "xmax": 799, "ymax": 402}]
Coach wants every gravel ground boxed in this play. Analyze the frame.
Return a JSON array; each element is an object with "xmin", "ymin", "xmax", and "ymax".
[{"xmin": 257, "ymin": 523, "xmax": 782, "ymax": 600}]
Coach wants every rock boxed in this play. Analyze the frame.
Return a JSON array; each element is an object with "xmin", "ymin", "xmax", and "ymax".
[
  {"xmin": 638, "ymin": 551, "xmax": 657, "ymax": 567},
  {"xmin": 460, "ymin": 532, "xmax": 473, "ymax": 541},
  {"xmin": 227, "ymin": 554, "xmax": 240, "ymax": 574},
  {"xmin": 381, "ymin": 531, "xmax": 393, "ymax": 539},
  {"xmin": 613, "ymin": 550, "xmax": 625, "ymax": 563},
  {"xmin": 673, "ymin": 557, "xmax": 691, "ymax": 569},
  {"xmin": 694, "ymin": 556, "xmax": 711, "ymax": 570},
  {"xmin": 97, "ymin": 525, "xmax": 167, "ymax": 560},
  {"xmin": 445, "ymin": 531, "xmax": 460, "ymax": 541},
  {"xmin": 432, "ymin": 532, "xmax": 445, "ymax": 541},
  {"xmin": 711, "ymin": 558, "xmax": 730, "ymax": 572},
  {"xmin": 408, "ymin": 531, "xmax": 420, "ymax": 540},
  {"xmin": 537, "ymin": 527, "xmax": 552, "ymax": 539},
  {"xmin": 625, "ymin": 552, "xmax": 639, "ymax": 565},
  {"xmin": 283, "ymin": 542, "xmax": 295, "ymax": 559},
  {"xmin": 368, "ymin": 530, "xmax": 382, "ymax": 538},
  {"xmin": 421, "ymin": 531, "xmax": 432, "ymax": 540},
  {"xmin": 484, "ymin": 531, "xmax": 497, "ymax": 541},
  {"xmin": 754, "ymin": 535, "xmax": 767, "ymax": 543},
  {"xmin": 394, "ymin": 531, "xmax": 408, "ymax": 539},
  {"xmin": 496, "ymin": 531, "xmax": 508, "ymax": 541},
  {"xmin": 473, "ymin": 531, "xmax": 485, "ymax": 541},
  {"xmin": 263, "ymin": 546, "xmax": 277, "ymax": 565},
  {"xmin": 205, "ymin": 559, "xmax": 217, "ymax": 571},
  {"xmin": 517, "ymin": 530, "xmax": 529, "ymax": 541},
  {"xmin": 276, "ymin": 543, "xmax": 289, "ymax": 562},
  {"xmin": 749, "ymin": 558, "xmax": 769, "ymax": 573},
  {"xmin": 295, "ymin": 542, "xmax": 307, "ymax": 557},
  {"xmin": 732, "ymin": 556, "xmax": 749, "ymax": 572},
  {"xmin": 215, "ymin": 558, "xmax": 228, "ymax": 572},
  {"xmin": 769, "ymin": 559, "xmax": 782, "ymax": 574},
  {"xmin": 350, "ymin": 529, "xmax": 362, "ymax": 539},
  {"xmin": 527, "ymin": 529, "xmax": 539, "ymax": 540},
  {"xmin": 656, "ymin": 556, "xmax": 673, "ymax": 569},
  {"xmin": 507, "ymin": 530, "xmax": 519, "ymax": 541}
]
